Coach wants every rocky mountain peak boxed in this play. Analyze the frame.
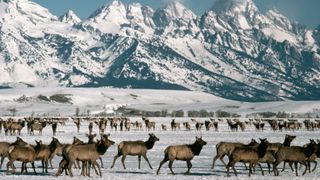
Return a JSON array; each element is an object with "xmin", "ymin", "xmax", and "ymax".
[{"xmin": 59, "ymin": 10, "xmax": 81, "ymax": 24}]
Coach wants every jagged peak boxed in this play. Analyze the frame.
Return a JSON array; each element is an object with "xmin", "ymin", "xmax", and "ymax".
[
  {"xmin": 156, "ymin": 1, "xmax": 196, "ymax": 21},
  {"xmin": 59, "ymin": 10, "xmax": 81, "ymax": 24},
  {"xmin": 212, "ymin": 0, "xmax": 258, "ymax": 15},
  {"xmin": 88, "ymin": 0, "xmax": 126, "ymax": 19}
]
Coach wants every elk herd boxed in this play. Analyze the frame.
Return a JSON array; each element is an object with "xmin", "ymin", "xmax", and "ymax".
[{"xmin": 0, "ymin": 116, "xmax": 319, "ymax": 177}]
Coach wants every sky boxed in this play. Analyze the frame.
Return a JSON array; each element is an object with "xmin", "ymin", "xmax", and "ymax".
[{"xmin": 32, "ymin": 0, "xmax": 320, "ymax": 28}]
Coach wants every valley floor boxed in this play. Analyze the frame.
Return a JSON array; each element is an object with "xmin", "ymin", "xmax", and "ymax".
[{"xmin": 0, "ymin": 117, "xmax": 319, "ymax": 179}]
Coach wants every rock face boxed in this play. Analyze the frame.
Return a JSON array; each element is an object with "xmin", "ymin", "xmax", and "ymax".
[{"xmin": 0, "ymin": 0, "xmax": 319, "ymax": 101}]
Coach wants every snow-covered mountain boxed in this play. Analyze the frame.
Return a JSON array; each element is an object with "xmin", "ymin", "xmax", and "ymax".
[{"xmin": 0, "ymin": 0, "xmax": 319, "ymax": 102}]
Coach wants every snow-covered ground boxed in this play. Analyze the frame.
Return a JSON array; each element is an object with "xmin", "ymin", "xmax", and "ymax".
[
  {"xmin": 0, "ymin": 87, "xmax": 320, "ymax": 179},
  {"xmin": 0, "ymin": 87, "xmax": 320, "ymax": 117},
  {"xmin": 0, "ymin": 117, "xmax": 319, "ymax": 179}
]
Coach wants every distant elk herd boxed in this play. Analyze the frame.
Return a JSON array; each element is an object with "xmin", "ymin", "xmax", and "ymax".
[{"xmin": 0, "ymin": 116, "xmax": 319, "ymax": 177}]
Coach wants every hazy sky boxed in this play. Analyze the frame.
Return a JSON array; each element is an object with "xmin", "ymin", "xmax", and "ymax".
[{"xmin": 32, "ymin": 0, "xmax": 320, "ymax": 28}]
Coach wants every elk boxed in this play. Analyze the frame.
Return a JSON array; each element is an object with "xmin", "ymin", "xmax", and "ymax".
[
  {"xmin": 205, "ymin": 120, "xmax": 213, "ymax": 131},
  {"xmin": 267, "ymin": 134, "xmax": 296, "ymax": 172},
  {"xmin": 51, "ymin": 122, "xmax": 58, "ymax": 136},
  {"xmin": 135, "ymin": 121, "xmax": 142, "ymax": 130},
  {"xmin": 98, "ymin": 119, "xmax": 107, "ymax": 134},
  {"xmin": 227, "ymin": 119, "xmax": 238, "ymax": 132},
  {"xmin": 8, "ymin": 120, "xmax": 25, "ymax": 135},
  {"xmin": 48, "ymin": 137, "xmax": 64, "ymax": 168},
  {"xmin": 143, "ymin": 118, "xmax": 155, "ymax": 131},
  {"xmin": 183, "ymin": 122, "xmax": 191, "ymax": 130},
  {"xmin": 111, "ymin": 133, "xmax": 159, "ymax": 169},
  {"xmin": 34, "ymin": 140, "xmax": 51, "ymax": 173},
  {"xmin": 161, "ymin": 124, "xmax": 167, "ymax": 131},
  {"xmin": 6, "ymin": 140, "xmax": 40, "ymax": 175},
  {"xmin": 195, "ymin": 122, "xmax": 204, "ymax": 131},
  {"xmin": 30, "ymin": 121, "xmax": 47, "ymax": 135},
  {"xmin": 157, "ymin": 136, "xmax": 207, "ymax": 175},
  {"xmin": 73, "ymin": 118, "xmax": 81, "ymax": 133},
  {"xmin": 273, "ymin": 139, "xmax": 317, "ymax": 176},
  {"xmin": 211, "ymin": 139, "xmax": 258, "ymax": 169},
  {"xmin": 170, "ymin": 119, "xmax": 180, "ymax": 131},
  {"xmin": 0, "ymin": 141, "xmax": 10, "ymax": 168},
  {"xmin": 88, "ymin": 122, "xmax": 93, "ymax": 134},
  {"xmin": 227, "ymin": 138, "xmax": 269, "ymax": 177},
  {"xmin": 56, "ymin": 134, "xmax": 115, "ymax": 177}
]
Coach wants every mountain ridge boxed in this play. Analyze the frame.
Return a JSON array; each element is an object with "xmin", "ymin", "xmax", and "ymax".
[{"xmin": 0, "ymin": 0, "xmax": 319, "ymax": 102}]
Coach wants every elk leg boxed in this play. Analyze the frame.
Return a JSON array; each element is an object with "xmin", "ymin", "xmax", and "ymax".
[
  {"xmin": 294, "ymin": 162, "xmax": 298, "ymax": 176},
  {"xmin": 99, "ymin": 157, "xmax": 104, "ymax": 168},
  {"xmin": 302, "ymin": 162, "xmax": 308, "ymax": 175},
  {"xmin": 49, "ymin": 154, "xmax": 54, "ymax": 169},
  {"xmin": 273, "ymin": 161, "xmax": 280, "ymax": 176},
  {"xmin": 111, "ymin": 154, "xmax": 120, "ymax": 169},
  {"xmin": 31, "ymin": 162, "xmax": 37, "ymax": 175},
  {"xmin": 67, "ymin": 160, "xmax": 74, "ymax": 177},
  {"xmin": 267, "ymin": 163, "xmax": 271, "ymax": 174},
  {"xmin": 121, "ymin": 155, "xmax": 127, "ymax": 169},
  {"xmin": 185, "ymin": 160, "xmax": 192, "ymax": 174},
  {"xmin": 138, "ymin": 155, "xmax": 141, "ymax": 169},
  {"xmin": 156, "ymin": 156, "xmax": 168, "ymax": 175},
  {"xmin": 81, "ymin": 161, "xmax": 86, "ymax": 176},
  {"xmin": 0, "ymin": 156, "xmax": 5, "ymax": 168},
  {"xmin": 312, "ymin": 161, "xmax": 317, "ymax": 172},
  {"xmin": 41, "ymin": 160, "xmax": 45, "ymax": 173},
  {"xmin": 95, "ymin": 161, "xmax": 102, "ymax": 177},
  {"xmin": 258, "ymin": 163, "xmax": 264, "ymax": 176},
  {"xmin": 142, "ymin": 154, "xmax": 153, "ymax": 169},
  {"xmin": 248, "ymin": 163, "xmax": 252, "ymax": 177},
  {"xmin": 45, "ymin": 159, "xmax": 48, "ymax": 173},
  {"xmin": 168, "ymin": 160, "xmax": 175, "ymax": 175},
  {"xmin": 219, "ymin": 155, "xmax": 228, "ymax": 168},
  {"xmin": 244, "ymin": 162, "xmax": 248, "ymax": 170},
  {"xmin": 211, "ymin": 154, "xmax": 220, "ymax": 169}
]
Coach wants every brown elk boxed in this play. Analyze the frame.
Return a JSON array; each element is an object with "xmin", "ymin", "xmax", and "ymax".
[
  {"xmin": 51, "ymin": 122, "xmax": 58, "ymax": 136},
  {"xmin": 0, "ymin": 141, "xmax": 10, "ymax": 168},
  {"xmin": 6, "ymin": 140, "xmax": 40, "ymax": 175},
  {"xmin": 135, "ymin": 121, "xmax": 142, "ymax": 130},
  {"xmin": 73, "ymin": 118, "xmax": 81, "ymax": 133},
  {"xmin": 34, "ymin": 140, "xmax": 51, "ymax": 173},
  {"xmin": 205, "ymin": 120, "xmax": 213, "ymax": 131},
  {"xmin": 211, "ymin": 139, "xmax": 258, "ymax": 169},
  {"xmin": 88, "ymin": 122, "xmax": 93, "ymax": 135},
  {"xmin": 183, "ymin": 122, "xmax": 191, "ymax": 130},
  {"xmin": 161, "ymin": 124, "xmax": 167, "ymax": 131},
  {"xmin": 227, "ymin": 119, "xmax": 238, "ymax": 132},
  {"xmin": 98, "ymin": 119, "xmax": 107, "ymax": 134},
  {"xmin": 170, "ymin": 119, "xmax": 180, "ymax": 131},
  {"xmin": 30, "ymin": 121, "xmax": 47, "ymax": 135},
  {"xmin": 143, "ymin": 118, "xmax": 155, "ymax": 131},
  {"xmin": 7, "ymin": 120, "xmax": 25, "ymax": 135},
  {"xmin": 227, "ymin": 138, "xmax": 269, "ymax": 177},
  {"xmin": 273, "ymin": 139, "xmax": 317, "ymax": 176},
  {"xmin": 157, "ymin": 136, "xmax": 207, "ymax": 175},
  {"xmin": 111, "ymin": 133, "xmax": 159, "ymax": 169},
  {"xmin": 195, "ymin": 122, "xmax": 204, "ymax": 131},
  {"xmin": 56, "ymin": 134, "xmax": 115, "ymax": 177}
]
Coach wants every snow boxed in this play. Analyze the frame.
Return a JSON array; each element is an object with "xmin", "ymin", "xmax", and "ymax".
[
  {"xmin": 0, "ymin": 88, "xmax": 319, "ymax": 117},
  {"xmin": 0, "ymin": 2, "xmax": 8, "ymax": 17},
  {"xmin": 262, "ymin": 27, "xmax": 298, "ymax": 44},
  {"xmin": 0, "ymin": 88, "xmax": 319, "ymax": 179},
  {"xmin": 0, "ymin": 113, "xmax": 320, "ymax": 179}
]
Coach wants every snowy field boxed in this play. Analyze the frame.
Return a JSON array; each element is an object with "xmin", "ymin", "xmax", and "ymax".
[
  {"xmin": 0, "ymin": 87, "xmax": 320, "ymax": 117},
  {"xmin": 0, "ymin": 87, "xmax": 320, "ymax": 179},
  {"xmin": 0, "ymin": 117, "xmax": 319, "ymax": 179}
]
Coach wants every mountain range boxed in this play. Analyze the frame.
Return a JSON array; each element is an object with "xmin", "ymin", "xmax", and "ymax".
[{"xmin": 0, "ymin": 0, "xmax": 319, "ymax": 102}]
